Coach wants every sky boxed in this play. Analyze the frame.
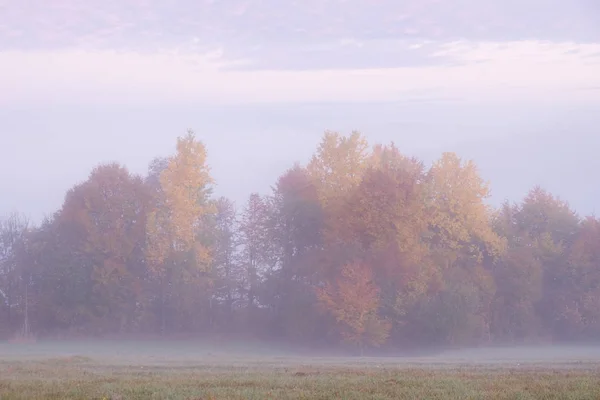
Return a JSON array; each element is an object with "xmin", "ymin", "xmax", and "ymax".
[{"xmin": 1, "ymin": 0, "xmax": 600, "ymax": 222}]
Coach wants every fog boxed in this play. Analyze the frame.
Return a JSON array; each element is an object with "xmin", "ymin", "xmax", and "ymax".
[
  {"xmin": 3, "ymin": 341, "xmax": 600, "ymax": 370},
  {"xmin": 2, "ymin": 0, "xmax": 600, "ymax": 374}
]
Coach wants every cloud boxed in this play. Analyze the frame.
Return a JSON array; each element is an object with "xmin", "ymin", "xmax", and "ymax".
[
  {"xmin": 2, "ymin": 40, "xmax": 600, "ymax": 107},
  {"xmin": 2, "ymin": 0, "xmax": 599, "ymax": 54}
]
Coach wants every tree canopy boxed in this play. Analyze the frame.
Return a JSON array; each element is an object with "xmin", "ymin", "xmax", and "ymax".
[{"xmin": 0, "ymin": 129, "xmax": 595, "ymax": 353}]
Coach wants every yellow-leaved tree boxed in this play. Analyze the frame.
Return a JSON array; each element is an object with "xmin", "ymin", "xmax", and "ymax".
[
  {"xmin": 307, "ymin": 130, "xmax": 369, "ymax": 208},
  {"xmin": 426, "ymin": 152, "xmax": 506, "ymax": 264},
  {"xmin": 306, "ymin": 131, "xmax": 370, "ymax": 273},
  {"xmin": 418, "ymin": 152, "xmax": 506, "ymax": 344},
  {"xmin": 145, "ymin": 130, "xmax": 216, "ymax": 334}
]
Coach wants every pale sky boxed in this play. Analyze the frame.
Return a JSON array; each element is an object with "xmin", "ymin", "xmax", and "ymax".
[{"xmin": 1, "ymin": 0, "xmax": 600, "ymax": 222}]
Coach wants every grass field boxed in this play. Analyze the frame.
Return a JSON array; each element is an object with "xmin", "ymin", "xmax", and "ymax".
[{"xmin": 1, "ymin": 341, "xmax": 600, "ymax": 399}]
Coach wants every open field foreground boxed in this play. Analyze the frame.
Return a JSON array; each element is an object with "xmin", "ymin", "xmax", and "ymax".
[{"xmin": 1, "ymin": 342, "xmax": 600, "ymax": 399}]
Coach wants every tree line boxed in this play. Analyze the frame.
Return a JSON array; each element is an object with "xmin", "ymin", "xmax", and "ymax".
[{"xmin": 1, "ymin": 130, "xmax": 598, "ymax": 352}]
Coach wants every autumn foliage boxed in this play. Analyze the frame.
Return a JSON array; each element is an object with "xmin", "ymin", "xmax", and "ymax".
[
  {"xmin": 0, "ymin": 130, "xmax": 598, "ymax": 352},
  {"xmin": 317, "ymin": 262, "xmax": 391, "ymax": 352}
]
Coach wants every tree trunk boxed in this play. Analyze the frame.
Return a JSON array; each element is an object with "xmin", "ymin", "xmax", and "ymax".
[
  {"xmin": 160, "ymin": 276, "xmax": 166, "ymax": 336},
  {"xmin": 7, "ymin": 287, "xmax": 12, "ymax": 329},
  {"xmin": 23, "ymin": 280, "xmax": 29, "ymax": 337}
]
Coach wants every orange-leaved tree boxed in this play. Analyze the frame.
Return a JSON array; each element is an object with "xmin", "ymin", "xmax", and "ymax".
[
  {"xmin": 58, "ymin": 163, "xmax": 151, "ymax": 333},
  {"xmin": 316, "ymin": 262, "xmax": 390, "ymax": 354}
]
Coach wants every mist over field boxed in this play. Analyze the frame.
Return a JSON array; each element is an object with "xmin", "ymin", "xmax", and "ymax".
[{"xmin": 3, "ymin": 340, "xmax": 600, "ymax": 369}]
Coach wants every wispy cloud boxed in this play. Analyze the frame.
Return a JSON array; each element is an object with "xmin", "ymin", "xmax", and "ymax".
[
  {"xmin": 2, "ymin": 0, "xmax": 599, "ymax": 51},
  {"xmin": 2, "ymin": 40, "xmax": 600, "ymax": 106},
  {"xmin": 1, "ymin": 1, "xmax": 599, "ymax": 106}
]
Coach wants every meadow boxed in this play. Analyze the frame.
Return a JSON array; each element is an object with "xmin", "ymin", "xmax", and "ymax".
[{"xmin": 1, "ymin": 341, "xmax": 600, "ymax": 399}]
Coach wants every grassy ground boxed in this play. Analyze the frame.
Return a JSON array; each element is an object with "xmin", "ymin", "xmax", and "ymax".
[{"xmin": 1, "ymin": 356, "xmax": 600, "ymax": 400}]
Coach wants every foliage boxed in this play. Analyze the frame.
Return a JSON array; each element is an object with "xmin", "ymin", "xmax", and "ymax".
[
  {"xmin": 317, "ymin": 262, "xmax": 391, "ymax": 351},
  {"xmin": 0, "ymin": 129, "xmax": 598, "ymax": 352}
]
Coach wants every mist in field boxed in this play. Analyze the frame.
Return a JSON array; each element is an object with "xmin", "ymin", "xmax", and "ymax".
[{"xmin": 3, "ymin": 339, "xmax": 600, "ymax": 370}]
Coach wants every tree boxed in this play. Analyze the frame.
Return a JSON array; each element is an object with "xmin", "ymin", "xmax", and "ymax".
[
  {"xmin": 25, "ymin": 215, "xmax": 95, "ymax": 334},
  {"xmin": 517, "ymin": 186, "xmax": 579, "ymax": 244},
  {"xmin": 145, "ymin": 130, "xmax": 216, "ymax": 334},
  {"xmin": 514, "ymin": 187, "xmax": 580, "ymax": 337},
  {"xmin": 210, "ymin": 197, "xmax": 242, "ymax": 330},
  {"xmin": 305, "ymin": 131, "xmax": 370, "ymax": 285},
  {"xmin": 238, "ymin": 193, "xmax": 273, "ymax": 321},
  {"xmin": 343, "ymin": 144, "xmax": 429, "ymax": 271},
  {"xmin": 426, "ymin": 152, "xmax": 506, "ymax": 263},
  {"xmin": 0, "ymin": 212, "xmax": 29, "ymax": 336},
  {"xmin": 317, "ymin": 262, "xmax": 390, "ymax": 354},
  {"xmin": 307, "ymin": 130, "xmax": 369, "ymax": 208},
  {"xmin": 414, "ymin": 152, "xmax": 505, "ymax": 344},
  {"xmin": 333, "ymin": 144, "xmax": 433, "ymax": 341},
  {"xmin": 264, "ymin": 165, "xmax": 326, "ymax": 342},
  {"xmin": 553, "ymin": 216, "xmax": 600, "ymax": 339},
  {"xmin": 412, "ymin": 263, "xmax": 495, "ymax": 346},
  {"xmin": 58, "ymin": 163, "xmax": 151, "ymax": 333},
  {"xmin": 5, "ymin": 126, "xmax": 600, "ymax": 349},
  {"xmin": 490, "ymin": 202, "xmax": 543, "ymax": 341},
  {"xmin": 270, "ymin": 165, "xmax": 323, "ymax": 274}
]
